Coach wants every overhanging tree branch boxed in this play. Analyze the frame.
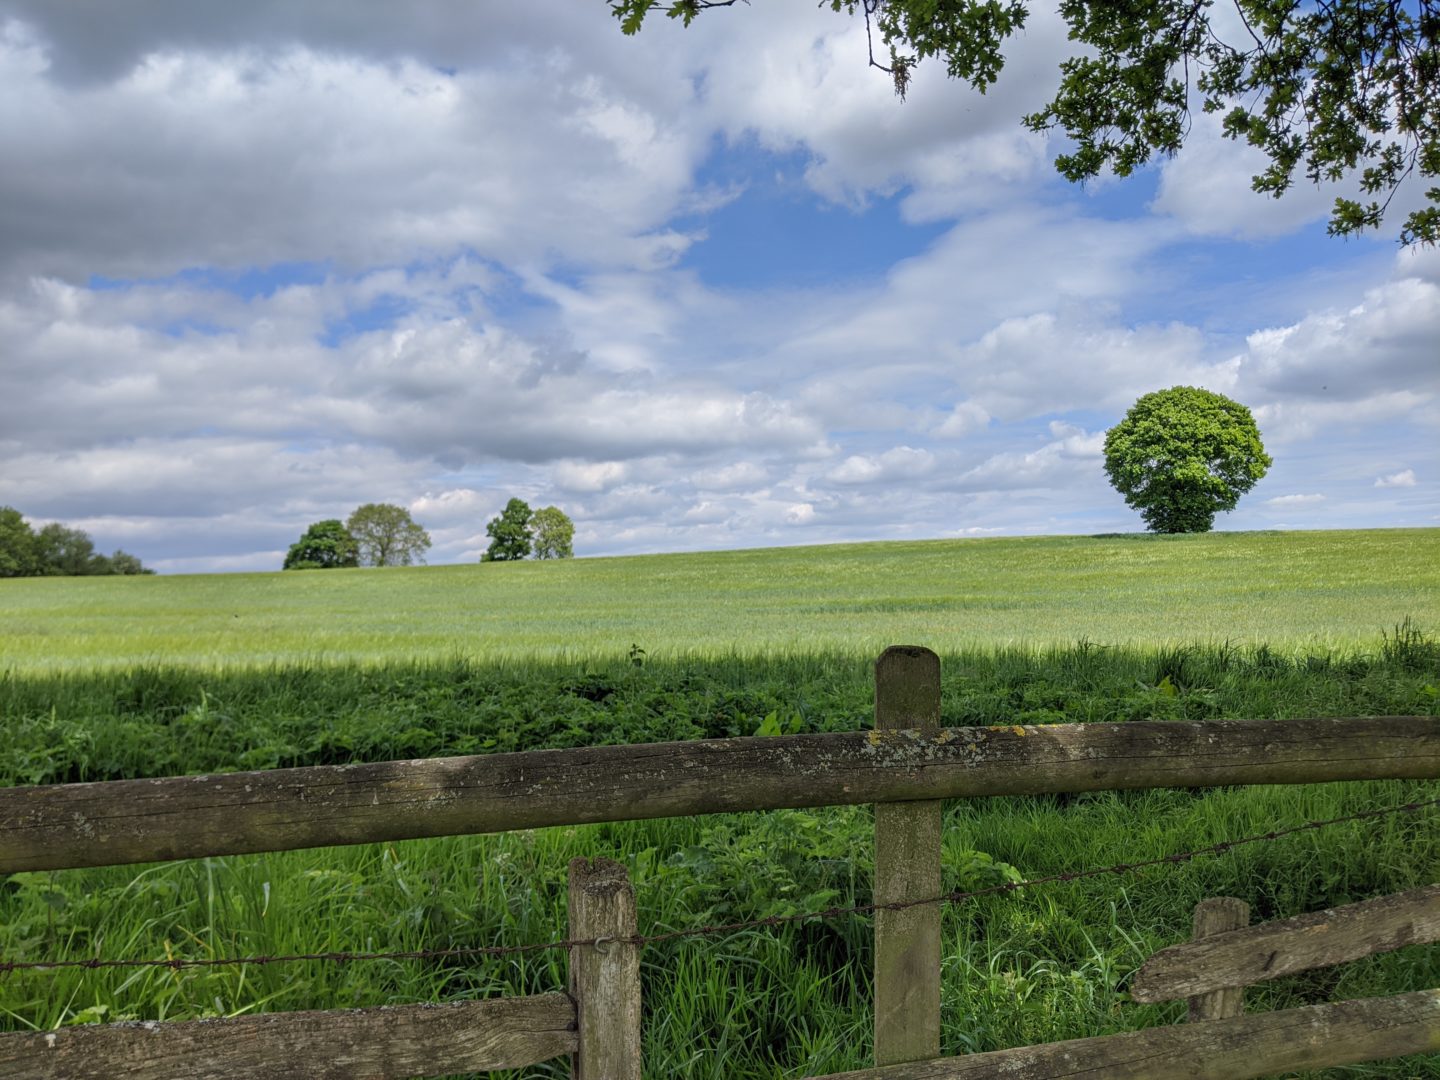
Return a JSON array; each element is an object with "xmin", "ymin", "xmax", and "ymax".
[{"xmin": 610, "ymin": 0, "xmax": 1440, "ymax": 244}]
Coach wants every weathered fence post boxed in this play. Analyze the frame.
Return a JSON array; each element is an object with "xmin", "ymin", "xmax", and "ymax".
[
  {"xmin": 568, "ymin": 857, "xmax": 642, "ymax": 1080},
  {"xmin": 1188, "ymin": 897, "xmax": 1250, "ymax": 1022},
  {"xmin": 873, "ymin": 645, "xmax": 943, "ymax": 1066}
]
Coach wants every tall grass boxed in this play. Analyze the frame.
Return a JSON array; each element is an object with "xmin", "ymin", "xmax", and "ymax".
[
  {"xmin": 0, "ymin": 640, "xmax": 1436, "ymax": 786},
  {"xmin": 1, "ymin": 636, "xmax": 1438, "ymax": 1077}
]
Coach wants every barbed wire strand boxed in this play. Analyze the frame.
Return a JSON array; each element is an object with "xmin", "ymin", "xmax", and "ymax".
[{"xmin": 2, "ymin": 794, "xmax": 1436, "ymax": 975}]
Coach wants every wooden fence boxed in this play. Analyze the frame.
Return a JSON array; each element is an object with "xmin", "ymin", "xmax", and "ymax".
[
  {"xmin": 809, "ymin": 884, "xmax": 1440, "ymax": 1079},
  {"xmin": 1, "ymin": 645, "xmax": 1437, "ymax": 1077},
  {"xmin": 0, "ymin": 855, "xmax": 635, "ymax": 1080}
]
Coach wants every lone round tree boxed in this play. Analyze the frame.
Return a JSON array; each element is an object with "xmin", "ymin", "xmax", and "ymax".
[{"xmin": 1104, "ymin": 387, "xmax": 1272, "ymax": 534}]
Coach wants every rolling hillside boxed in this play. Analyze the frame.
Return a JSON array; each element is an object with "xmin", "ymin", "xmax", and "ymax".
[{"xmin": 1, "ymin": 528, "xmax": 1436, "ymax": 671}]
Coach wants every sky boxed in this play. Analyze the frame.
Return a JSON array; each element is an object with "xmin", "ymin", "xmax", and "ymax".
[{"xmin": 0, "ymin": 1, "xmax": 1435, "ymax": 574}]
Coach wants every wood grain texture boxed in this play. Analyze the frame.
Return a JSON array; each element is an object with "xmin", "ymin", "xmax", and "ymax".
[
  {"xmin": 806, "ymin": 988, "xmax": 1440, "ymax": 1079},
  {"xmin": 1187, "ymin": 897, "xmax": 1250, "ymax": 1021},
  {"xmin": 0, "ymin": 994, "xmax": 576, "ymax": 1080},
  {"xmin": 873, "ymin": 646, "xmax": 943, "ymax": 1067},
  {"xmin": 3, "ymin": 715, "xmax": 1437, "ymax": 872},
  {"xmin": 568, "ymin": 857, "xmax": 642, "ymax": 1080},
  {"xmin": 1135, "ymin": 883, "xmax": 1440, "ymax": 1004}
]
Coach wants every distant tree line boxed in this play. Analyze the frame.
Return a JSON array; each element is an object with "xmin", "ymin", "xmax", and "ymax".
[
  {"xmin": 484, "ymin": 499, "xmax": 574, "ymax": 561},
  {"xmin": 284, "ymin": 503, "xmax": 433, "ymax": 570},
  {"xmin": 283, "ymin": 499, "xmax": 576, "ymax": 570},
  {"xmin": 0, "ymin": 507, "xmax": 153, "ymax": 577}
]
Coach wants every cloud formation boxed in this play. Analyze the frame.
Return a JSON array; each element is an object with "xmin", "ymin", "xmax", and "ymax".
[
  {"xmin": 0, "ymin": 1, "xmax": 1435, "ymax": 570},
  {"xmin": 1375, "ymin": 469, "xmax": 1417, "ymax": 488}
]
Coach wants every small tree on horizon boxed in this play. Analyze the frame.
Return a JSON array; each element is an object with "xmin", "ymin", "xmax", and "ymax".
[
  {"xmin": 283, "ymin": 520, "xmax": 360, "ymax": 570},
  {"xmin": 482, "ymin": 498, "xmax": 533, "ymax": 561},
  {"xmin": 346, "ymin": 503, "xmax": 431, "ymax": 567},
  {"xmin": 530, "ymin": 505, "xmax": 575, "ymax": 560},
  {"xmin": 107, "ymin": 550, "xmax": 152, "ymax": 575},
  {"xmin": 1104, "ymin": 386, "xmax": 1272, "ymax": 534}
]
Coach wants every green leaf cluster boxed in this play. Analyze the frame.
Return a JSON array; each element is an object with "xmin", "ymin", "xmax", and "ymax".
[
  {"xmin": 531, "ymin": 505, "xmax": 576, "ymax": 560},
  {"xmin": 482, "ymin": 498, "xmax": 535, "ymax": 562},
  {"xmin": 1027, "ymin": 0, "xmax": 1440, "ymax": 243},
  {"xmin": 282, "ymin": 520, "xmax": 360, "ymax": 571},
  {"xmin": 483, "ymin": 500, "xmax": 576, "ymax": 561},
  {"xmin": 345, "ymin": 503, "xmax": 431, "ymax": 568},
  {"xmin": 285, "ymin": 506, "xmax": 432, "ymax": 570},
  {"xmin": 612, "ymin": 0, "xmax": 1440, "ymax": 243},
  {"xmin": 610, "ymin": 0, "xmax": 735, "ymax": 34},
  {"xmin": 1103, "ymin": 386, "xmax": 1272, "ymax": 534}
]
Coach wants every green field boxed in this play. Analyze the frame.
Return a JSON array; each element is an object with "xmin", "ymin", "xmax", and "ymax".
[
  {"xmin": 1, "ymin": 528, "xmax": 1436, "ymax": 671},
  {"xmin": 1, "ymin": 528, "xmax": 1439, "ymax": 1078}
]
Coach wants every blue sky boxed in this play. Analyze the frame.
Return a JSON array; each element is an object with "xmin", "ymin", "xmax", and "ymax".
[{"xmin": 0, "ymin": 1, "xmax": 1434, "ymax": 573}]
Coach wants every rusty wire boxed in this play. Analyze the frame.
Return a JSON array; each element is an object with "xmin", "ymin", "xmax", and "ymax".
[{"xmin": 2, "ymin": 794, "xmax": 1436, "ymax": 975}]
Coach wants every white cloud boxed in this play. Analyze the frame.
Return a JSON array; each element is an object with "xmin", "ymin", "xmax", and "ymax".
[
  {"xmin": 692, "ymin": 4, "xmax": 1071, "ymax": 212},
  {"xmin": 0, "ymin": 438, "xmax": 422, "ymax": 519},
  {"xmin": 682, "ymin": 499, "xmax": 733, "ymax": 524},
  {"xmin": 1151, "ymin": 111, "xmax": 1336, "ymax": 239},
  {"xmin": 409, "ymin": 489, "xmax": 493, "ymax": 524},
  {"xmin": 1375, "ymin": 469, "xmax": 1417, "ymax": 488},
  {"xmin": 954, "ymin": 311, "xmax": 1232, "ymax": 419},
  {"xmin": 951, "ymin": 425, "xmax": 1106, "ymax": 492},
  {"xmin": 827, "ymin": 446, "xmax": 935, "ymax": 485},
  {"xmin": 1394, "ymin": 243, "xmax": 1440, "ymax": 285},
  {"xmin": 690, "ymin": 461, "xmax": 769, "ymax": 491},
  {"xmin": 0, "ymin": 282, "xmax": 829, "ymax": 469},
  {"xmin": 932, "ymin": 400, "xmax": 990, "ymax": 438},
  {"xmin": 0, "ymin": 21, "xmax": 705, "ymax": 282},
  {"xmin": 572, "ymin": 484, "xmax": 674, "ymax": 523},
  {"xmin": 1265, "ymin": 494, "xmax": 1326, "ymax": 506},
  {"xmin": 552, "ymin": 461, "xmax": 630, "ymax": 494},
  {"xmin": 1240, "ymin": 277, "xmax": 1440, "ymax": 402},
  {"xmin": 1252, "ymin": 391, "xmax": 1430, "ymax": 444}
]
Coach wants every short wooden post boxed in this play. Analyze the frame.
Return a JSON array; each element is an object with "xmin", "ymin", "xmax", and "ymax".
[
  {"xmin": 567, "ymin": 857, "xmax": 642, "ymax": 1080},
  {"xmin": 873, "ymin": 645, "xmax": 943, "ymax": 1066},
  {"xmin": 1188, "ymin": 897, "xmax": 1250, "ymax": 1022}
]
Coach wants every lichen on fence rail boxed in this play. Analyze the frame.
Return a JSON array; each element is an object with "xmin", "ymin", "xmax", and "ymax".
[{"xmin": 3, "ymin": 715, "xmax": 1437, "ymax": 873}]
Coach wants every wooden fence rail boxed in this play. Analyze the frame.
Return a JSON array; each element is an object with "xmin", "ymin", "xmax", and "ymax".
[
  {"xmin": 1133, "ymin": 883, "xmax": 1440, "ymax": 1004},
  {"xmin": 808, "ymin": 880, "xmax": 1440, "ymax": 1079},
  {"xmin": 0, "ymin": 858, "xmax": 643, "ymax": 1080},
  {"xmin": 0, "ymin": 996, "xmax": 577, "ymax": 1080},
  {"xmin": 3, "ymin": 712, "xmax": 1436, "ymax": 872},
  {"xmin": 806, "ymin": 988, "xmax": 1440, "ymax": 1080}
]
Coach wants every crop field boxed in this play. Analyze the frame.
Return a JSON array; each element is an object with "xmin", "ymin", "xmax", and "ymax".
[
  {"xmin": 0, "ymin": 528, "xmax": 1436, "ymax": 672},
  {"xmin": 1, "ymin": 527, "xmax": 1439, "ymax": 1078}
]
